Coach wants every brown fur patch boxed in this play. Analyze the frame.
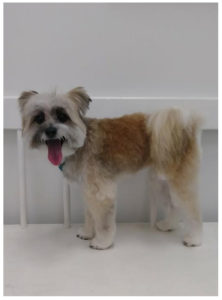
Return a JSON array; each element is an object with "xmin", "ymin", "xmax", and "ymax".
[{"xmin": 84, "ymin": 113, "xmax": 151, "ymax": 176}]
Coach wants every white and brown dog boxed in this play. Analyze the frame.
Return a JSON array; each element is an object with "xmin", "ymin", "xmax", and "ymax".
[{"xmin": 18, "ymin": 87, "xmax": 203, "ymax": 250}]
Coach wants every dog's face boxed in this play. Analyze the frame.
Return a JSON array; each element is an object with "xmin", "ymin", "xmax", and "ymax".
[{"xmin": 18, "ymin": 87, "xmax": 91, "ymax": 165}]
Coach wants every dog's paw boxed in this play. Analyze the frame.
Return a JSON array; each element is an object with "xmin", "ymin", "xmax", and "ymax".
[
  {"xmin": 89, "ymin": 238, "xmax": 113, "ymax": 250},
  {"xmin": 76, "ymin": 234, "xmax": 91, "ymax": 240},
  {"xmin": 156, "ymin": 220, "xmax": 175, "ymax": 232},
  {"xmin": 76, "ymin": 227, "xmax": 93, "ymax": 240},
  {"xmin": 183, "ymin": 235, "xmax": 202, "ymax": 247}
]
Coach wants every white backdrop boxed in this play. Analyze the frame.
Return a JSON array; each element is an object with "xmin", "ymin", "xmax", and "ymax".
[{"xmin": 4, "ymin": 3, "xmax": 218, "ymax": 223}]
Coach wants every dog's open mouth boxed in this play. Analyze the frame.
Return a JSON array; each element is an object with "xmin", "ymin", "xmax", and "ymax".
[{"xmin": 45, "ymin": 137, "xmax": 65, "ymax": 166}]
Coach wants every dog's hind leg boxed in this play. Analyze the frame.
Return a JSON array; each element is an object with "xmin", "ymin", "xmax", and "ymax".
[
  {"xmin": 168, "ymin": 176, "xmax": 202, "ymax": 247},
  {"xmin": 147, "ymin": 168, "xmax": 159, "ymax": 227},
  {"xmin": 155, "ymin": 203, "xmax": 181, "ymax": 232},
  {"xmin": 148, "ymin": 167, "xmax": 181, "ymax": 231}
]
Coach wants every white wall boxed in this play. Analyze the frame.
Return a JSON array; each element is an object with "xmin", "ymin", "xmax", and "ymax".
[
  {"xmin": 4, "ymin": 3, "xmax": 217, "ymax": 97},
  {"xmin": 4, "ymin": 3, "xmax": 218, "ymax": 223}
]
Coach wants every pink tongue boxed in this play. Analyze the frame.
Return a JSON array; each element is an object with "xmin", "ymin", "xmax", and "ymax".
[{"xmin": 47, "ymin": 139, "xmax": 62, "ymax": 166}]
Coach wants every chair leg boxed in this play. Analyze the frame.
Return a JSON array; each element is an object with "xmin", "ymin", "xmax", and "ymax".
[
  {"xmin": 63, "ymin": 178, "xmax": 71, "ymax": 228},
  {"xmin": 17, "ymin": 129, "xmax": 27, "ymax": 228}
]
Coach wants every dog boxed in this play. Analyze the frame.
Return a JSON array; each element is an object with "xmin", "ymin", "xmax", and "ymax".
[{"xmin": 18, "ymin": 87, "xmax": 203, "ymax": 250}]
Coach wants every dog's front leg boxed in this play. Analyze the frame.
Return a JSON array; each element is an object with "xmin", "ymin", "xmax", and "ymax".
[
  {"xmin": 77, "ymin": 209, "xmax": 95, "ymax": 240},
  {"xmin": 83, "ymin": 179, "xmax": 117, "ymax": 250},
  {"xmin": 89, "ymin": 198, "xmax": 116, "ymax": 250}
]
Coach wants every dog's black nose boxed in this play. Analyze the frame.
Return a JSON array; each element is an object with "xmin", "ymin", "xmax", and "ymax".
[{"xmin": 45, "ymin": 126, "xmax": 57, "ymax": 138}]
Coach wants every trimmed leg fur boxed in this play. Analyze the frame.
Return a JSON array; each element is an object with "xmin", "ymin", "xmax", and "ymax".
[
  {"xmin": 83, "ymin": 176, "xmax": 117, "ymax": 250},
  {"xmin": 77, "ymin": 209, "xmax": 94, "ymax": 240}
]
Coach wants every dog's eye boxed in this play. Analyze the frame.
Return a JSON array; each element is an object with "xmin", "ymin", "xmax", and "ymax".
[
  {"xmin": 34, "ymin": 112, "xmax": 45, "ymax": 124},
  {"xmin": 56, "ymin": 110, "xmax": 70, "ymax": 123}
]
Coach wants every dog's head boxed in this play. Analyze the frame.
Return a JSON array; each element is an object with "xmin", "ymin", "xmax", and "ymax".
[{"xmin": 18, "ymin": 87, "xmax": 91, "ymax": 165}]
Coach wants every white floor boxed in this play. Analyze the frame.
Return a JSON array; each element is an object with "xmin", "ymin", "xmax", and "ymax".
[{"xmin": 4, "ymin": 223, "xmax": 217, "ymax": 296}]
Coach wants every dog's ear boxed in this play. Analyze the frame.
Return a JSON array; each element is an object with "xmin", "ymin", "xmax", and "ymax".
[
  {"xmin": 18, "ymin": 90, "xmax": 38, "ymax": 111},
  {"xmin": 67, "ymin": 87, "xmax": 92, "ymax": 115}
]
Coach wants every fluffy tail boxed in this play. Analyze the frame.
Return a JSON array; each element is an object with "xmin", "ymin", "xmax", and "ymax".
[{"xmin": 148, "ymin": 107, "xmax": 203, "ymax": 170}]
